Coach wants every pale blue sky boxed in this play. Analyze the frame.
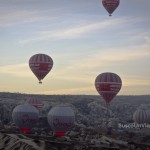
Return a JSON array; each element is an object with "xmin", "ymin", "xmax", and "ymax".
[{"xmin": 0, "ymin": 0, "xmax": 150, "ymax": 95}]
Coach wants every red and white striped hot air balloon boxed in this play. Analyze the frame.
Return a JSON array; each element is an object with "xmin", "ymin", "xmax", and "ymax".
[
  {"xmin": 25, "ymin": 97, "xmax": 44, "ymax": 111},
  {"xmin": 133, "ymin": 108, "xmax": 150, "ymax": 124},
  {"xmin": 95, "ymin": 72, "xmax": 122, "ymax": 104},
  {"xmin": 12, "ymin": 104, "xmax": 39, "ymax": 133},
  {"xmin": 47, "ymin": 105, "xmax": 75, "ymax": 137},
  {"xmin": 102, "ymin": 0, "xmax": 120, "ymax": 16},
  {"xmin": 29, "ymin": 53, "xmax": 53, "ymax": 84}
]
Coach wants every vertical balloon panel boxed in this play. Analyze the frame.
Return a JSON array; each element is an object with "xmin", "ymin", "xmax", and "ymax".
[{"xmin": 133, "ymin": 109, "xmax": 150, "ymax": 124}]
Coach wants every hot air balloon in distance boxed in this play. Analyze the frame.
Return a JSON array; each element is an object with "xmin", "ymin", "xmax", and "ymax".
[
  {"xmin": 95, "ymin": 72, "xmax": 122, "ymax": 105},
  {"xmin": 47, "ymin": 105, "xmax": 75, "ymax": 137},
  {"xmin": 133, "ymin": 108, "xmax": 150, "ymax": 124},
  {"xmin": 29, "ymin": 53, "xmax": 53, "ymax": 84},
  {"xmin": 12, "ymin": 104, "xmax": 39, "ymax": 133},
  {"xmin": 102, "ymin": 0, "xmax": 120, "ymax": 16},
  {"xmin": 25, "ymin": 97, "xmax": 44, "ymax": 112}
]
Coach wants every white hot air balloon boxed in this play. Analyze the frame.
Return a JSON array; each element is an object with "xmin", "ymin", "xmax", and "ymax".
[
  {"xmin": 12, "ymin": 104, "xmax": 39, "ymax": 133},
  {"xmin": 133, "ymin": 108, "xmax": 150, "ymax": 124},
  {"xmin": 47, "ymin": 105, "xmax": 75, "ymax": 137},
  {"xmin": 25, "ymin": 97, "xmax": 44, "ymax": 111}
]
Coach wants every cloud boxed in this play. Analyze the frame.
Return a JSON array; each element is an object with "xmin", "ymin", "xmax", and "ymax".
[
  {"xmin": 46, "ymin": 45, "xmax": 150, "ymax": 95},
  {"xmin": 35, "ymin": 75, "xmax": 150, "ymax": 95},
  {"xmin": 96, "ymin": 46, "xmax": 150, "ymax": 63},
  {"xmin": 19, "ymin": 17, "xmax": 134, "ymax": 43},
  {"xmin": 0, "ymin": 9, "xmax": 52, "ymax": 27},
  {"xmin": 53, "ymin": 45, "xmax": 150, "ymax": 75},
  {"xmin": 0, "ymin": 63, "xmax": 32, "ymax": 78},
  {"xmin": 36, "ymin": 86, "xmax": 95, "ymax": 95},
  {"xmin": 0, "ymin": 43, "xmax": 149, "ymax": 85},
  {"xmin": 0, "ymin": 0, "xmax": 74, "ymax": 27},
  {"xmin": 129, "ymin": 32, "xmax": 150, "ymax": 44},
  {"xmin": 0, "ymin": 0, "xmax": 99, "ymax": 28},
  {"xmin": 123, "ymin": 76, "xmax": 150, "ymax": 86}
]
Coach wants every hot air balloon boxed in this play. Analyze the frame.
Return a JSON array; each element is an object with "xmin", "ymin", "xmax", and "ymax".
[
  {"xmin": 25, "ymin": 97, "xmax": 44, "ymax": 112},
  {"xmin": 47, "ymin": 105, "xmax": 75, "ymax": 137},
  {"xmin": 95, "ymin": 72, "xmax": 122, "ymax": 104},
  {"xmin": 102, "ymin": 0, "xmax": 120, "ymax": 16},
  {"xmin": 12, "ymin": 104, "xmax": 39, "ymax": 133},
  {"xmin": 133, "ymin": 108, "xmax": 150, "ymax": 124},
  {"xmin": 29, "ymin": 53, "xmax": 53, "ymax": 84}
]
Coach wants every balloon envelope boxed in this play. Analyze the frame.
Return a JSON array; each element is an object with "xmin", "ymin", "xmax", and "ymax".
[
  {"xmin": 102, "ymin": 0, "xmax": 120, "ymax": 16},
  {"xmin": 25, "ymin": 97, "xmax": 43, "ymax": 111},
  {"xmin": 47, "ymin": 105, "xmax": 75, "ymax": 137},
  {"xmin": 95, "ymin": 72, "xmax": 122, "ymax": 104},
  {"xmin": 12, "ymin": 104, "xmax": 39, "ymax": 133},
  {"xmin": 29, "ymin": 53, "xmax": 53, "ymax": 83},
  {"xmin": 133, "ymin": 108, "xmax": 150, "ymax": 124}
]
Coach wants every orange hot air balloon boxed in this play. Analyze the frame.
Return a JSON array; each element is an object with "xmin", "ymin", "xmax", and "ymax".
[
  {"xmin": 102, "ymin": 0, "xmax": 120, "ymax": 16},
  {"xmin": 95, "ymin": 72, "xmax": 122, "ymax": 104},
  {"xmin": 29, "ymin": 53, "xmax": 53, "ymax": 84}
]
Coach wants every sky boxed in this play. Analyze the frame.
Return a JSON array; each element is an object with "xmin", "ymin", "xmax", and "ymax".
[{"xmin": 0, "ymin": 0, "xmax": 150, "ymax": 95}]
